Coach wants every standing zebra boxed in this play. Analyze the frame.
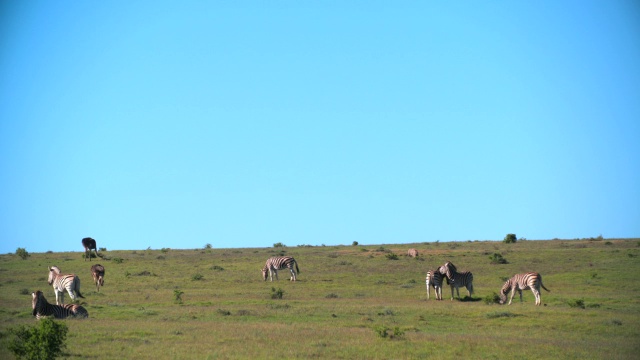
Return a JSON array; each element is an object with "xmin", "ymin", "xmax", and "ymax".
[
  {"xmin": 82, "ymin": 237, "xmax": 99, "ymax": 261},
  {"xmin": 425, "ymin": 269, "xmax": 445, "ymax": 300},
  {"xmin": 48, "ymin": 266, "xmax": 85, "ymax": 305},
  {"xmin": 500, "ymin": 272, "xmax": 550, "ymax": 306},
  {"xmin": 439, "ymin": 261, "xmax": 474, "ymax": 301},
  {"xmin": 32, "ymin": 290, "xmax": 88, "ymax": 319},
  {"xmin": 262, "ymin": 256, "xmax": 300, "ymax": 281},
  {"xmin": 91, "ymin": 264, "xmax": 105, "ymax": 292}
]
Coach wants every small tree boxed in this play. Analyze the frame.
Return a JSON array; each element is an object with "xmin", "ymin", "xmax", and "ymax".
[
  {"xmin": 504, "ymin": 234, "xmax": 517, "ymax": 244},
  {"xmin": 352, "ymin": 241, "xmax": 359, "ymax": 246},
  {"xmin": 16, "ymin": 248, "xmax": 30, "ymax": 260},
  {"xmin": 7, "ymin": 317, "xmax": 69, "ymax": 360}
]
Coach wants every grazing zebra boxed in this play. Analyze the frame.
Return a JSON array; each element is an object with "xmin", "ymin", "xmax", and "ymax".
[
  {"xmin": 500, "ymin": 272, "xmax": 550, "ymax": 306},
  {"xmin": 408, "ymin": 248, "xmax": 419, "ymax": 258},
  {"xmin": 439, "ymin": 261, "xmax": 474, "ymax": 300},
  {"xmin": 262, "ymin": 256, "xmax": 300, "ymax": 281},
  {"xmin": 425, "ymin": 269, "xmax": 445, "ymax": 300},
  {"xmin": 82, "ymin": 237, "xmax": 99, "ymax": 261},
  {"xmin": 32, "ymin": 290, "xmax": 88, "ymax": 319},
  {"xmin": 91, "ymin": 264, "xmax": 105, "ymax": 292},
  {"xmin": 48, "ymin": 266, "xmax": 85, "ymax": 305}
]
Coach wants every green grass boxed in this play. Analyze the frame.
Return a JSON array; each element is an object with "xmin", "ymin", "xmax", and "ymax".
[{"xmin": 1, "ymin": 239, "xmax": 639, "ymax": 359}]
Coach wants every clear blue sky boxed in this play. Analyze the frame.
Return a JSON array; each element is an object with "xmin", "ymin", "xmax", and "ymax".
[{"xmin": 1, "ymin": 1, "xmax": 639, "ymax": 253}]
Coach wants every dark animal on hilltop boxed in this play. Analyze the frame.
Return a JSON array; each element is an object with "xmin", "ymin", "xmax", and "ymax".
[
  {"xmin": 262, "ymin": 256, "xmax": 300, "ymax": 281},
  {"xmin": 82, "ymin": 237, "xmax": 99, "ymax": 261},
  {"xmin": 48, "ymin": 266, "xmax": 84, "ymax": 305},
  {"xmin": 500, "ymin": 272, "xmax": 550, "ymax": 306},
  {"xmin": 32, "ymin": 290, "xmax": 88, "ymax": 319},
  {"xmin": 91, "ymin": 264, "xmax": 105, "ymax": 292}
]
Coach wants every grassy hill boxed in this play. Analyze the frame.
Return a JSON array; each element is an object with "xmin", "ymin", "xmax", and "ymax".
[{"xmin": 1, "ymin": 238, "xmax": 639, "ymax": 359}]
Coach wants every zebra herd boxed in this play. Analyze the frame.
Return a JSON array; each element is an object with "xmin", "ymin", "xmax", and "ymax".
[
  {"xmin": 30, "ymin": 244, "xmax": 550, "ymax": 321},
  {"xmin": 426, "ymin": 260, "xmax": 550, "ymax": 305}
]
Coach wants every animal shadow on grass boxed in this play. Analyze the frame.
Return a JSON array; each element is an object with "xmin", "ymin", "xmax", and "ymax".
[{"xmin": 457, "ymin": 296, "xmax": 482, "ymax": 302}]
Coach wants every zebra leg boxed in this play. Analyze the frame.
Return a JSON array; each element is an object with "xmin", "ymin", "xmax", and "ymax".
[
  {"xmin": 289, "ymin": 267, "xmax": 296, "ymax": 281},
  {"xmin": 518, "ymin": 289, "xmax": 523, "ymax": 303},
  {"xmin": 532, "ymin": 288, "xmax": 541, "ymax": 305},
  {"xmin": 508, "ymin": 289, "xmax": 516, "ymax": 305}
]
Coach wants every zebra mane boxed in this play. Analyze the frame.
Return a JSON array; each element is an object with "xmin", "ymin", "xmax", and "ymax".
[{"xmin": 49, "ymin": 266, "xmax": 61, "ymax": 274}]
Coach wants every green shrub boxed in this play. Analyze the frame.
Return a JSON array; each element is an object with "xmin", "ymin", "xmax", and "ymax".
[
  {"xmin": 216, "ymin": 309, "xmax": 231, "ymax": 316},
  {"xmin": 484, "ymin": 292, "xmax": 501, "ymax": 304},
  {"xmin": 7, "ymin": 317, "xmax": 69, "ymax": 360},
  {"xmin": 385, "ymin": 253, "xmax": 399, "ymax": 260},
  {"xmin": 503, "ymin": 234, "xmax": 517, "ymax": 244},
  {"xmin": 99, "ymin": 247, "xmax": 107, "ymax": 252},
  {"xmin": 352, "ymin": 241, "xmax": 359, "ymax": 246},
  {"xmin": 567, "ymin": 299, "xmax": 585, "ymax": 309},
  {"xmin": 374, "ymin": 326, "xmax": 404, "ymax": 339},
  {"xmin": 210, "ymin": 265, "xmax": 224, "ymax": 271},
  {"xmin": 174, "ymin": 290, "xmax": 184, "ymax": 303},
  {"xmin": 204, "ymin": 243, "xmax": 213, "ymax": 250},
  {"xmin": 16, "ymin": 248, "xmax": 30, "ymax": 260},
  {"xmin": 112, "ymin": 257, "xmax": 124, "ymax": 264},
  {"xmin": 489, "ymin": 253, "xmax": 508, "ymax": 264},
  {"xmin": 191, "ymin": 274, "xmax": 203, "ymax": 281},
  {"xmin": 161, "ymin": 248, "xmax": 170, "ymax": 253},
  {"xmin": 273, "ymin": 242, "xmax": 286, "ymax": 248},
  {"xmin": 271, "ymin": 287, "xmax": 284, "ymax": 299}
]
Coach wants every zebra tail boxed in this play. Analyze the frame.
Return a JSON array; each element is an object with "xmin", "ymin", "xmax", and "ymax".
[
  {"xmin": 75, "ymin": 278, "xmax": 85, "ymax": 298},
  {"xmin": 295, "ymin": 261, "xmax": 300, "ymax": 274}
]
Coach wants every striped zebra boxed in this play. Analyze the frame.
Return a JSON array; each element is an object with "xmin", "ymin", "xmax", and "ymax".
[
  {"xmin": 500, "ymin": 272, "xmax": 550, "ymax": 306},
  {"xmin": 32, "ymin": 290, "xmax": 88, "ymax": 319},
  {"xmin": 82, "ymin": 237, "xmax": 99, "ymax": 261},
  {"xmin": 48, "ymin": 266, "xmax": 85, "ymax": 305},
  {"xmin": 425, "ymin": 269, "xmax": 445, "ymax": 300},
  {"xmin": 91, "ymin": 264, "xmax": 105, "ymax": 292},
  {"xmin": 439, "ymin": 261, "xmax": 474, "ymax": 300},
  {"xmin": 262, "ymin": 256, "xmax": 300, "ymax": 282}
]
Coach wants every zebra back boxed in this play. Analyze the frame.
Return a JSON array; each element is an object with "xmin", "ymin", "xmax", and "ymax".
[{"xmin": 48, "ymin": 266, "xmax": 85, "ymax": 300}]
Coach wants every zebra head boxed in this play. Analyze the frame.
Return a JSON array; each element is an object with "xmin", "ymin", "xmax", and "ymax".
[
  {"xmin": 32, "ymin": 290, "xmax": 44, "ymax": 316},
  {"xmin": 262, "ymin": 267, "xmax": 268, "ymax": 281},
  {"xmin": 498, "ymin": 281, "xmax": 510, "ymax": 304},
  {"xmin": 438, "ymin": 261, "xmax": 457, "ymax": 281}
]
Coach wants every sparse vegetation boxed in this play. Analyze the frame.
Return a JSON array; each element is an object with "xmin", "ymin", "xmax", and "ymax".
[{"xmin": 0, "ymin": 239, "xmax": 638, "ymax": 359}]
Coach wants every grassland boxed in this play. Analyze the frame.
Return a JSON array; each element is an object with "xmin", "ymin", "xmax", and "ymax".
[{"xmin": 1, "ymin": 238, "xmax": 639, "ymax": 359}]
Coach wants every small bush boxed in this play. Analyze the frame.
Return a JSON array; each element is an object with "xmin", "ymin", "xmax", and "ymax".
[
  {"xmin": 385, "ymin": 253, "xmax": 399, "ymax": 260},
  {"xmin": 16, "ymin": 248, "xmax": 30, "ymax": 260},
  {"xmin": 99, "ymin": 247, "xmax": 107, "ymax": 252},
  {"xmin": 112, "ymin": 257, "xmax": 124, "ymax": 264},
  {"xmin": 489, "ymin": 253, "xmax": 508, "ymax": 264},
  {"xmin": 204, "ymin": 243, "xmax": 213, "ymax": 250},
  {"xmin": 352, "ymin": 241, "xmax": 358, "ymax": 246},
  {"xmin": 271, "ymin": 287, "xmax": 284, "ymax": 299},
  {"xmin": 7, "ymin": 317, "xmax": 69, "ymax": 360},
  {"xmin": 504, "ymin": 234, "xmax": 517, "ymax": 244},
  {"xmin": 484, "ymin": 292, "xmax": 501, "ymax": 304},
  {"xmin": 174, "ymin": 290, "xmax": 184, "ymax": 303},
  {"xmin": 19, "ymin": 288, "xmax": 30, "ymax": 295},
  {"xmin": 210, "ymin": 265, "xmax": 224, "ymax": 271},
  {"xmin": 374, "ymin": 326, "xmax": 404, "ymax": 339},
  {"xmin": 191, "ymin": 274, "xmax": 204, "ymax": 281},
  {"xmin": 217, "ymin": 309, "xmax": 231, "ymax": 316},
  {"xmin": 160, "ymin": 248, "xmax": 170, "ymax": 253},
  {"xmin": 325, "ymin": 293, "xmax": 339, "ymax": 299},
  {"xmin": 567, "ymin": 299, "xmax": 585, "ymax": 309},
  {"xmin": 273, "ymin": 242, "xmax": 286, "ymax": 248}
]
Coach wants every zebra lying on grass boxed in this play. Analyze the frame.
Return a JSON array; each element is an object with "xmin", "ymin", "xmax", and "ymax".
[
  {"xmin": 500, "ymin": 272, "xmax": 550, "ymax": 306},
  {"xmin": 91, "ymin": 264, "xmax": 105, "ymax": 292},
  {"xmin": 439, "ymin": 261, "xmax": 474, "ymax": 300},
  {"xmin": 262, "ymin": 256, "xmax": 300, "ymax": 281},
  {"xmin": 32, "ymin": 290, "xmax": 88, "ymax": 319},
  {"xmin": 48, "ymin": 266, "xmax": 85, "ymax": 305},
  {"xmin": 425, "ymin": 269, "xmax": 445, "ymax": 300}
]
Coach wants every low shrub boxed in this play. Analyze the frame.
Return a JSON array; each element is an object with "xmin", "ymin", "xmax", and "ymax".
[
  {"xmin": 16, "ymin": 248, "xmax": 30, "ymax": 260},
  {"xmin": 7, "ymin": 317, "xmax": 69, "ymax": 360},
  {"xmin": 484, "ymin": 292, "xmax": 501, "ymax": 305},
  {"xmin": 567, "ymin": 299, "xmax": 585, "ymax": 309},
  {"xmin": 271, "ymin": 287, "xmax": 284, "ymax": 299}
]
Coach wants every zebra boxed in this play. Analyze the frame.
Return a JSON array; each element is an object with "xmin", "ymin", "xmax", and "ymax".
[
  {"xmin": 262, "ymin": 256, "xmax": 300, "ymax": 281},
  {"xmin": 32, "ymin": 290, "xmax": 88, "ymax": 319},
  {"xmin": 91, "ymin": 264, "xmax": 105, "ymax": 292},
  {"xmin": 82, "ymin": 237, "xmax": 99, "ymax": 261},
  {"xmin": 500, "ymin": 272, "xmax": 550, "ymax": 306},
  {"xmin": 439, "ymin": 261, "xmax": 474, "ymax": 300},
  {"xmin": 48, "ymin": 266, "xmax": 85, "ymax": 305},
  {"xmin": 425, "ymin": 269, "xmax": 445, "ymax": 300}
]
